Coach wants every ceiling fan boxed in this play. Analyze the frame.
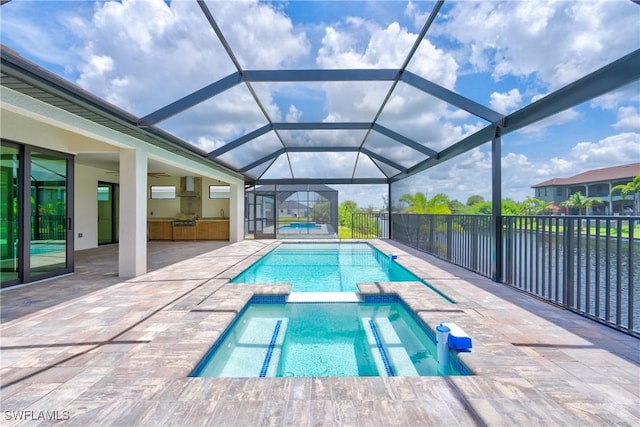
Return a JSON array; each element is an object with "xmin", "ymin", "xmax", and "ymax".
[
  {"xmin": 105, "ymin": 171, "xmax": 170, "ymax": 178},
  {"xmin": 147, "ymin": 172, "xmax": 169, "ymax": 178}
]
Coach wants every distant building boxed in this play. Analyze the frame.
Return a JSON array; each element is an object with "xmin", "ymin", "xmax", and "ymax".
[
  {"xmin": 278, "ymin": 200, "xmax": 309, "ymax": 217},
  {"xmin": 531, "ymin": 163, "xmax": 639, "ymax": 215}
]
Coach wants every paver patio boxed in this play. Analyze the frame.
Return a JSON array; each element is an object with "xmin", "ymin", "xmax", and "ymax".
[{"xmin": 1, "ymin": 239, "xmax": 638, "ymax": 426}]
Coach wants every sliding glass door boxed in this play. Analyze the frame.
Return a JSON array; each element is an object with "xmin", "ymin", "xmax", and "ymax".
[
  {"xmin": 28, "ymin": 149, "xmax": 73, "ymax": 279},
  {"xmin": 0, "ymin": 141, "xmax": 74, "ymax": 288},
  {"xmin": 0, "ymin": 143, "xmax": 19, "ymax": 286},
  {"xmin": 98, "ymin": 182, "xmax": 119, "ymax": 245}
]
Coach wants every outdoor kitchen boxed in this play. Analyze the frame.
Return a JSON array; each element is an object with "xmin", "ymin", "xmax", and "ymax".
[{"xmin": 147, "ymin": 176, "xmax": 230, "ymax": 241}]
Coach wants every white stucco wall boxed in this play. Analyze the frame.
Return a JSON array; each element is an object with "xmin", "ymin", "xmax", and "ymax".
[
  {"xmin": 147, "ymin": 176, "xmax": 181, "ymax": 218},
  {"xmin": 2, "ymin": 86, "xmax": 245, "ymax": 277},
  {"xmin": 74, "ymin": 164, "xmax": 120, "ymax": 251}
]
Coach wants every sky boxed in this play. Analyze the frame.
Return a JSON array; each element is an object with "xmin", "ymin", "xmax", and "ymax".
[{"xmin": 1, "ymin": 0, "xmax": 639, "ymax": 208}]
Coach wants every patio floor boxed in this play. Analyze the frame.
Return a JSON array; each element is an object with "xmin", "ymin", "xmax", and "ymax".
[{"xmin": 1, "ymin": 239, "xmax": 638, "ymax": 426}]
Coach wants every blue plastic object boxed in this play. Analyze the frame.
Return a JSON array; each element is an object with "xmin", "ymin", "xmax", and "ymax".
[{"xmin": 442, "ymin": 322, "xmax": 472, "ymax": 351}]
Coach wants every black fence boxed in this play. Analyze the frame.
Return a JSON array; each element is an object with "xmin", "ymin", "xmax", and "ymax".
[
  {"xmin": 353, "ymin": 212, "xmax": 639, "ymax": 336},
  {"xmin": 502, "ymin": 215, "xmax": 637, "ymax": 336},
  {"xmin": 351, "ymin": 212, "xmax": 390, "ymax": 239},
  {"xmin": 32, "ymin": 214, "xmax": 66, "ymax": 240}
]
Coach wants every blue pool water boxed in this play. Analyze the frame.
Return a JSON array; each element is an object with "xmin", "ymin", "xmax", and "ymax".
[
  {"xmin": 230, "ymin": 242, "xmax": 421, "ymax": 292},
  {"xmin": 279, "ymin": 222, "xmax": 320, "ymax": 230},
  {"xmin": 191, "ymin": 296, "xmax": 470, "ymax": 378}
]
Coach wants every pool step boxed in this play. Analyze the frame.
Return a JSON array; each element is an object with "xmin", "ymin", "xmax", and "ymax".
[
  {"xmin": 216, "ymin": 317, "xmax": 287, "ymax": 377},
  {"xmin": 363, "ymin": 316, "xmax": 419, "ymax": 377},
  {"xmin": 287, "ymin": 292, "xmax": 360, "ymax": 303}
]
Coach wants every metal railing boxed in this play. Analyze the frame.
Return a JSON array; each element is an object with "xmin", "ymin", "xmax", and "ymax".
[
  {"xmin": 351, "ymin": 212, "xmax": 389, "ymax": 239},
  {"xmin": 503, "ymin": 215, "xmax": 637, "ymax": 336},
  {"xmin": 391, "ymin": 214, "xmax": 494, "ymax": 278},
  {"xmin": 32, "ymin": 214, "xmax": 66, "ymax": 240},
  {"xmin": 353, "ymin": 212, "xmax": 639, "ymax": 336}
]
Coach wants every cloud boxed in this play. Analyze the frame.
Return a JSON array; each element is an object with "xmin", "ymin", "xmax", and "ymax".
[
  {"xmin": 313, "ymin": 13, "xmax": 471, "ymax": 162},
  {"xmin": 72, "ymin": 0, "xmax": 308, "ymax": 124},
  {"xmin": 286, "ymin": 105, "xmax": 302, "ymax": 123},
  {"xmin": 502, "ymin": 132, "xmax": 640, "ymax": 199},
  {"xmin": 562, "ymin": 132, "xmax": 640, "ymax": 168},
  {"xmin": 613, "ymin": 106, "xmax": 640, "ymax": 131},
  {"xmin": 4, "ymin": 0, "xmax": 635, "ymax": 195},
  {"xmin": 490, "ymin": 89, "xmax": 522, "ymax": 114},
  {"xmin": 0, "ymin": 2, "xmax": 88, "ymax": 73},
  {"xmin": 435, "ymin": 0, "xmax": 639, "ymax": 91},
  {"xmin": 391, "ymin": 131, "xmax": 640, "ymax": 205}
]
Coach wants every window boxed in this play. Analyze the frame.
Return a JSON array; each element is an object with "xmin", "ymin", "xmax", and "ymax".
[
  {"xmin": 150, "ymin": 185, "xmax": 176, "ymax": 199},
  {"xmin": 556, "ymin": 187, "xmax": 563, "ymax": 197},
  {"xmin": 209, "ymin": 185, "xmax": 230, "ymax": 199}
]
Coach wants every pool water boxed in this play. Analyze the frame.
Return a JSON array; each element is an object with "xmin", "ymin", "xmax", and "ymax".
[
  {"xmin": 230, "ymin": 242, "xmax": 420, "ymax": 292},
  {"xmin": 191, "ymin": 297, "xmax": 470, "ymax": 378},
  {"xmin": 278, "ymin": 222, "xmax": 320, "ymax": 230}
]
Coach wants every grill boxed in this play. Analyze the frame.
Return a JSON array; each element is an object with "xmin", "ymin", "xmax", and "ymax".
[{"xmin": 173, "ymin": 220, "xmax": 195, "ymax": 226}]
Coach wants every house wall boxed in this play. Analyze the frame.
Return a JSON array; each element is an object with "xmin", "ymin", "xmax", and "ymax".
[
  {"xmin": 74, "ymin": 164, "xmax": 121, "ymax": 250},
  {"xmin": 202, "ymin": 177, "xmax": 231, "ymax": 218},
  {"xmin": 2, "ymin": 85, "xmax": 245, "ymax": 284},
  {"xmin": 147, "ymin": 176, "xmax": 181, "ymax": 218}
]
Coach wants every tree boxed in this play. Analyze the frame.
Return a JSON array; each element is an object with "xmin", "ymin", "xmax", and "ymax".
[
  {"xmin": 338, "ymin": 200, "xmax": 358, "ymax": 228},
  {"xmin": 560, "ymin": 191, "xmax": 603, "ymax": 215},
  {"xmin": 521, "ymin": 197, "xmax": 547, "ymax": 215},
  {"xmin": 310, "ymin": 200, "xmax": 330, "ymax": 223},
  {"xmin": 466, "ymin": 195, "xmax": 485, "ymax": 206},
  {"xmin": 465, "ymin": 201, "xmax": 492, "ymax": 215},
  {"xmin": 381, "ymin": 194, "xmax": 389, "ymax": 211},
  {"xmin": 448, "ymin": 199, "xmax": 466, "ymax": 214},
  {"xmin": 611, "ymin": 175, "xmax": 640, "ymax": 215},
  {"xmin": 399, "ymin": 192, "xmax": 452, "ymax": 214},
  {"xmin": 465, "ymin": 199, "xmax": 528, "ymax": 215}
]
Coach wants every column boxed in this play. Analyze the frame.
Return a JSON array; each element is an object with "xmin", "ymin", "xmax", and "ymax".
[
  {"xmin": 118, "ymin": 147, "xmax": 147, "ymax": 277},
  {"xmin": 228, "ymin": 182, "xmax": 244, "ymax": 242},
  {"xmin": 491, "ymin": 125, "xmax": 503, "ymax": 283}
]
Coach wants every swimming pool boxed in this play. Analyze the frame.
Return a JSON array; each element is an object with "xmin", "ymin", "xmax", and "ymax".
[
  {"xmin": 191, "ymin": 295, "xmax": 470, "ymax": 378},
  {"xmin": 230, "ymin": 242, "xmax": 423, "ymax": 292},
  {"xmin": 278, "ymin": 222, "xmax": 320, "ymax": 230}
]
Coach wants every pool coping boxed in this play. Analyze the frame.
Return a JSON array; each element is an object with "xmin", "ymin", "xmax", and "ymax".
[
  {"xmin": 191, "ymin": 288, "xmax": 473, "ymax": 379},
  {"xmin": 1, "ymin": 238, "xmax": 638, "ymax": 425}
]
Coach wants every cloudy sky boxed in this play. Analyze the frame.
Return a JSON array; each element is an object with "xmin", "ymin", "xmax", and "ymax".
[{"xmin": 2, "ymin": 0, "xmax": 639, "ymax": 208}]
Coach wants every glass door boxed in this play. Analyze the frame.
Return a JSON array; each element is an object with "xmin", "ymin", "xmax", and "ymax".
[
  {"xmin": 0, "ymin": 143, "xmax": 20, "ymax": 286},
  {"xmin": 254, "ymin": 193, "xmax": 276, "ymax": 239},
  {"xmin": 26, "ymin": 149, "xmax": 73, "ymax": 281},
  {"xmin": 98, "ymin": 182, "xmax": 119, "ymax": 245}
]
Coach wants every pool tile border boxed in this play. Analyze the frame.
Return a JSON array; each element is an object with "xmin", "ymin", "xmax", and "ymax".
[{"xmin": 1, "ymin": 239, "xmax": 638, "ymax": 426}]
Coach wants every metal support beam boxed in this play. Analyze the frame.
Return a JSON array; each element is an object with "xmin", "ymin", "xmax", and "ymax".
[
  {"xmin": 491, "ymin": 126, "xmax": 503, "ymax": 283},
  {"xmin": 207, "ymin": 124, "xmax": 272, "ymax": 159},
  {"xmin": 390, "ymin": 125, "xmax": 495, "ymax": 182},
  {"xmin": 242, "ymin": 69, "xmax": 400, "ymax": 82},
  {"xmin": 284, "ymin": 146, "xmax": 358, "ymax": 152},
  {"xmin": 373, "ymin": 124, "xmax": 438, "ymax": 157},
  {"xmin": 401, "ymin": 71, "xmax": 505, "ymax": 123},
  {"xmin": 388, "ymin": 181, "xmax": 393, "ymax": 239},
  {"xmin": 360, "ymin": 147, "xmax": 407, "ymax": 173},
  {"xmin": 138, "ymin": 73, "xmax": 242, "ymax": 126},
  {"xmin": 254, "ymin": 178, "xmax": 388, "ymax": 185},
  {"xmin": 273, "ymin": 122, "xmax": 372, "ymax": 130},
  {"xmin": 238, "ymin": 148, "xmax": 286, "ymax": 173},
  {"xmin": 504, "ymin": 49, "xmax": 640, "ymax": 133}
]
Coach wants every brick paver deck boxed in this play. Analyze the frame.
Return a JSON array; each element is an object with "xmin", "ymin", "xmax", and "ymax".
[{"xmin": 1, "ymin": 240, "xmax": 638, "ymax": 426}]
